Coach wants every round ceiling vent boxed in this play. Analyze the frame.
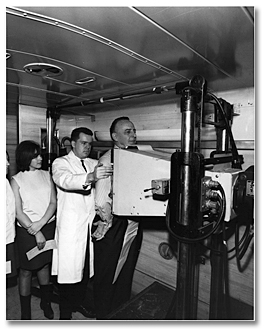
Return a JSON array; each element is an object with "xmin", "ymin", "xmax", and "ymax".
[{"xmin": 23, "ymin": 63, "xmax": 63, "ymax": 77}]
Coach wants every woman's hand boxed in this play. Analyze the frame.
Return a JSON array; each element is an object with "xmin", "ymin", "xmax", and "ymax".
[
  {"xmin": 27, "ymin": 220, "xmax": 44, "ymax": 235},
  {"xmin": 35, "ymin": 231, "xmax": 46, "ymax": 250}
]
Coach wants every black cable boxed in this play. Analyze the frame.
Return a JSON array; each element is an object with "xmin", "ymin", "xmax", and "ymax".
[
  {"xmin": 227, "ymin": 222, "xmax": 251, "ymax": 260},
  {"xmin": 200, "ymin": 216, "xmax": 253, "ymax": 266},
  {"xmin": 202, "ymin": 221, "xmax": 249, "ymax": 256},
  {"xmin": 166, "ymin": 182, "xmax": 226, "ymax": 243},
  {"xmin": 207, "ymin": 92, "xmax": 242, "ymax": 169},
  {"xmin": 235, "ymin": 220, "xmax": 254, "ymax": 272},
  {"xmin": 238, "ymin": 229, "xmax": 254, "ymax": 260}
]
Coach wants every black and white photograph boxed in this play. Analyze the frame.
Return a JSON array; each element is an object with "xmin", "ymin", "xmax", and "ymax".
[{"xmin": 5, "ymin": 4, "xmax": 259, "ymax": 330}]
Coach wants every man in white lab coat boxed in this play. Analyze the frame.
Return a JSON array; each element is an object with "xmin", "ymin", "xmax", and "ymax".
[{"xmin": 51, "ymin": 127, "xmax": 112, "ymax": 320}]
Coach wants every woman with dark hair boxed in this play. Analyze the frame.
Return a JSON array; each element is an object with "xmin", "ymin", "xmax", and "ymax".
[{"xmin": 10, "ymin": 140, "xmax": 56, "ymax": 320}]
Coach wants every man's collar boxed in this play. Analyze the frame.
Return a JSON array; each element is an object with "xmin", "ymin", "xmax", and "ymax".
[{"xmin": 69, "ymin": 150, "xmax": 84, "ymax": 161}]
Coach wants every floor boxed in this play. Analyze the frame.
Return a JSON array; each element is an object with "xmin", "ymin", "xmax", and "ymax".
[
  {"xmin": 6, "ymin": 275, "xmax": 253, "ymax": 321},
  {"xmin": 6, "ymin": 275, "xmax": 95, "ymax": 321}
]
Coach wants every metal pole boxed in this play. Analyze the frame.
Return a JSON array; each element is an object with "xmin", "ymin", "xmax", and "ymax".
[
  {"xmin": 209, "ymin": 233, "xmax": 225, "ymax": 319},
  {"xmin": 175, "ymin": 88, "xmax": 199, "ymax": 319},
  {"xmin": 46, "ymin": 109, "xmax": 55, "ymax": 173}
]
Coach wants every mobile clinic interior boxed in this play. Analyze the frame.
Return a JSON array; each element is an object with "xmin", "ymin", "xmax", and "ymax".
[{"xmin": 6, "ymin": 6, "xmax": 254, "ymax": 320}]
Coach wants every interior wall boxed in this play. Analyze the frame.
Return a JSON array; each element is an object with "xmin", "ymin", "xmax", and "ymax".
[
  {"xmin": 18, "ymin": 106, "xmax": 97, "ymax": 157},
  {"xmin": 64, "ymin": 87, "xmax": 254, "ymax": 136},
  {"xmin": 58, "ymin": 87, "xmax": 254, "ymax": 168},
  {"xmin": 18, "ymin": 87, "xmax": 254, "ymax": 168},
  {"xmin": 6, "ymin": 113, "xmax": 18, "ymax": 178},
  {"xmin": 6, "ymin": 100, "xmax": 19, "ymax": 177},
  {"xmin": 19, "ymin": 105, "xmax": 47, "ymax": 143}
]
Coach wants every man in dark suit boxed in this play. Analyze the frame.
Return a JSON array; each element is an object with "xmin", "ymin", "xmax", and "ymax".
[{"xmin": 92, "ymin": 117, "xmax": 143, "ymax": 319}]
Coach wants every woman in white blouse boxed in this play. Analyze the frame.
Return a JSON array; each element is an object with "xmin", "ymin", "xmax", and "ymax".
[{"xmin": 11, "ymin": 141, "xmax": 56, "ymax": 320}]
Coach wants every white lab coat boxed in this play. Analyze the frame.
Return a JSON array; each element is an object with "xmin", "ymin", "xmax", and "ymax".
[{"xmin": 51, "ymin": 150, "xmax": 98, "ymax": 283}]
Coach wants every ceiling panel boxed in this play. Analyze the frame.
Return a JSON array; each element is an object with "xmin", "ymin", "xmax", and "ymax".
[{"xmin": 6, "ymin": 6, "xmax": 254, "ymax": 114}]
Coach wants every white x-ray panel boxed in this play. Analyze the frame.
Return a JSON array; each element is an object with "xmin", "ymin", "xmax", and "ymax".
[{"xmin": 112, "ymin": 147, "xmax": 171, "ymax": 216}]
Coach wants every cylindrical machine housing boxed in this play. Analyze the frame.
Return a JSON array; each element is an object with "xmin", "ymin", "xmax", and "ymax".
[{"xmin": 180, "ymin": 88, "xmax": 197, "ymax": 152}]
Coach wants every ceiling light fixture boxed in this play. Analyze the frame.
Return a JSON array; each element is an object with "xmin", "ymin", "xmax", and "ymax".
[
  {"xmin": 23, "ymin": 63, "xmax": 63, "ymax": 77},
  {"xmin": 75, "ymin": 76, "xmax": 96, "ymax": 85}
]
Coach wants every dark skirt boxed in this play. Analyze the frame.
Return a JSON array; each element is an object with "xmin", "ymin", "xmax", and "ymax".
[
  {"xmin": 16, "ymin": 220, "xmax": 56, "ymax": 271},
  {"xmin": 6, "ymin": 242, "xmax": 18, "ymax": 278}
]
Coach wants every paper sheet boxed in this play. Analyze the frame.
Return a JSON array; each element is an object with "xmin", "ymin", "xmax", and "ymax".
[
  {"xmin": 6, "ymin": 261, "xmax": 11, "ymax": 274},
  {"xmin": 26, "ymin": 239, "xmax": 57, "ymax": 261},
  {"xmin": 136, "ymin": 145, "xmax": 154, "ymax": 151}
]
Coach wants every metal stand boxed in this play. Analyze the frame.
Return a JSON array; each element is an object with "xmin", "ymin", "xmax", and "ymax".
[
  {"xmin": 209, "ymin": 232, "xmax": 228, "ymax": 319},
  {"xmin": 166, "ymin": 86, "xmax": 204, "ymax": 319}
]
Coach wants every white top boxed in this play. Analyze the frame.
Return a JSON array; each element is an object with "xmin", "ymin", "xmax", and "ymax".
[
  {"xmin": 12, "ymin": 169, "xmax": 55, "ymax": 226},
  {"xmin": 6, "ymin": 179, "xmax": 16, "ymax": 244},
  {"xmin": 95, "ymin": 149, "xmax": 113, "ymax": 224}
]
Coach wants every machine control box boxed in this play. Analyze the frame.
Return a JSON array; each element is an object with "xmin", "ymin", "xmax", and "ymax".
[
  {"xmin": 205, "ymin": 168, "xmax": 243, "ymax": 222},
  {"xmin": 151, "ymin": 178, "xmax": 170, "ymax": 195}
]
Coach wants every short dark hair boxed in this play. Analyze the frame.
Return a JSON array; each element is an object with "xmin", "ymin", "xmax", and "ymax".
[
  {"xmin": 16, "ymin": 140, "xmax": 41, "ymax": 172},
  {"xmin": 109, "ymin": 116, "xmax": 130, "ymax": 140},
  {"xmin": 71, "ymin": 127, "xmax": 93, "ymax": 142}
]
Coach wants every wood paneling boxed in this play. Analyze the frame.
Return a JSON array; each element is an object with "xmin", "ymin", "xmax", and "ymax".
[
  {"xmin": 6, "ymin": 114, "xmax": 17, "ymax": 144},
  {"xmin": 69, "ymin": 87, "xmax": 255, "ymax": 168},
  {"xmin": 6, "ymin": 114, "xmax": 18, "ymax": 177},
  {"xmin": 17, "ymin": 87, "xmax": 254, "ymax": 164},
  {"xmin": 18, "ymin": 106, "xmax": 92, "ymax": 148},
  {"xmin": 75, "ymin": 87, "xmax": 254, "ymax": 138},
  {"xmin": 19, "ymin": 105, "xmax": 47, "ymax": 143}
]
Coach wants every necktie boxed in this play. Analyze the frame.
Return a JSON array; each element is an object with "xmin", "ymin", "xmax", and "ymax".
[{"xmin": 81, "ymin": 160, "xmax": 87, "ymax": 172}]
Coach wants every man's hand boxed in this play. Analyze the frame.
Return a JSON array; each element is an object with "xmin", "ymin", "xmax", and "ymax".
[
  {"xmin": 93, "ymin": 163, "xmax": 113, "ymax": 181},
  {"xmin": 91, "ymin": 220, "xmax": 111, "ymax": 241}
]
